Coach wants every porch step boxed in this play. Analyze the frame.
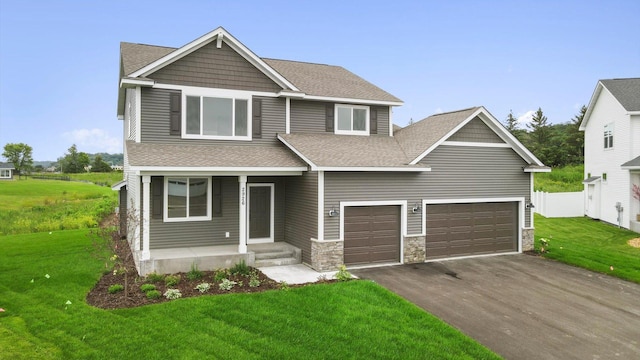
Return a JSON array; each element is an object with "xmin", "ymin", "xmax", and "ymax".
[{"xmin": 250, "ymin": 243, "xmax": 302, "ymax": 268}]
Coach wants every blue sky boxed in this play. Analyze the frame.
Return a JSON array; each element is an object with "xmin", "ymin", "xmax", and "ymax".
[{"xmin": 1, "ymin": 0, "xmax": 638, "ymax": 161}]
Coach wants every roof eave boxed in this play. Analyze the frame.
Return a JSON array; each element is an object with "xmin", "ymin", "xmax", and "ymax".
[
  {"xmin": 314, "ymin": 166, "xmax": 431, "ymax": 172},
  {"xmin": 302, "ymin": 94, "xmax": 403, "ymax": 107},
  {"xmin": 580, "ymin": 81, "xmax": 604, "ymax": 131}
]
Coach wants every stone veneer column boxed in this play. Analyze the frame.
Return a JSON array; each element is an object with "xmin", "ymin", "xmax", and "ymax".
[
  {"xmin": 310, "ymin": 239, "xmax": 343, "ymax": 272},
  {"xmin": 403, "ymin": 235, "xmax": 426, "ymax": 263},
  {"xmin": 522, "ymin": 228, "xmax": 534, "ymax": 252}
]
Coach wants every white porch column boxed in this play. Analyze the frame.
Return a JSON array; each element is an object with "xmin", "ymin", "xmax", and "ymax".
[
  {"xmin": 141, "ymin": 175, "xmax": 151, "ymax": 260},
  {"xmin": 238, "ymin": 175, "xmax": 248, "ymax": 253},
  {"xmin": 317, "ymin": 170, "xmax": 324, "ymax": 241}
]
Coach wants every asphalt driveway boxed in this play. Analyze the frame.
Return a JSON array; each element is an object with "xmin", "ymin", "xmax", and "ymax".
[{"xmin": 352, "ymin": 255, "xmax": 640, "ymax": 360}]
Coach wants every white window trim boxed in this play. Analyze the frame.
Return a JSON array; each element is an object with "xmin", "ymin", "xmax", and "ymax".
[
  {"xmin": 604, "ymin": 123, "xmax": 614, "ymax": 150},
  {"xmin": 0, "ymin": 169, "xmax": 11, "ymax": 178},
  {"xmin": 181, "ymin": 88, "xmax": 252, "ymax": 141},
  {"xmin": 334, "ymin": 104, "xmax": 370, "ymax": 136},
  {"xmin": 163, "ymin": 177, "xmax": 212, "ymax": 222}
]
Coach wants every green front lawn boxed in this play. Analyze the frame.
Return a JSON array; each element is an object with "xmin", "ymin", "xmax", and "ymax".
[
  {"xmin": 0, "ymin": 230, "xmax": 499, "ymax": 359},
  {"xmin": 534, "ymin": 214, "xmax": 640, "ymax": 283}
]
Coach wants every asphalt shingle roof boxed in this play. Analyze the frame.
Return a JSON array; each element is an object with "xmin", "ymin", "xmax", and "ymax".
[
  {"xmin": 600, "ymin": 78, "xmax": 640, "ymax": 111},
  {"xmin": 394, "ymin": 107, "xmax": 480, "ymax": 161},
  {"xmin": 119, "ymin": 42, "xmax": 401, "ymax": 103},
  {"xmin": 621, "ymin": 155, "xmax": 640, "ymax": 168},
  {"xmin": 279, "ymin": 133, "xmax": 419, "ymax": 168},
  {"xmin": 125, "ymin": 141, "xmax": 306, "ymax": 168}
]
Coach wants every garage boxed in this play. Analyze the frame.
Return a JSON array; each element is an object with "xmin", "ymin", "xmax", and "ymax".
[
  {"xmin": 344, "ymin": 205, "xmax": 401, "ymax": 266},
  {"xmin": 426, "ymin": 202, "xmax": 518, "ymax": 260}
]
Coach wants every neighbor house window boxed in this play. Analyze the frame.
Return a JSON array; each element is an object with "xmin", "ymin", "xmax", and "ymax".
[
  {"xmin": 604, "ymin": 123, "xmax": 613, "ymax": 149},
  {"xmin": 0, "ymin": 169, "xmax": 10, "ymax": 178},
  {"xmin": 184, "ymin": 92, "xmax": 250, "ymax": 140},
  {"xmin": 164, "ymin": 177, "xmax": 211, "ymax": 221},
  {"xmin": 335, "ymin": 104, "xmax": 369, "ymax": 135}
]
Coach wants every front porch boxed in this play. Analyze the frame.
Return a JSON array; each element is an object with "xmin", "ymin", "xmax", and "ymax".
[{"xmin": 137, "ymin": 242, "xmax": 301, "ymax": 275}]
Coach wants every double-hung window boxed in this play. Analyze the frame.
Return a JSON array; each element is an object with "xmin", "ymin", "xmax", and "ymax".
[
  {"xmin": 0, "ymin": 169, "xmax": 10, "ymax": 178},
  {"xmin": 604, "ymin": 123, "xmax": 613, "ymax": 149},
  {"xmin": 164, "ymin": 177, "xmax": 211, "ymax": 221},
  {"xmin": 335, "ymin": 104, "xmax": 369, "ymax": 135},
  {"xmin": 183, "ymin": 89, "xmax": 251, "ymax": 140}
]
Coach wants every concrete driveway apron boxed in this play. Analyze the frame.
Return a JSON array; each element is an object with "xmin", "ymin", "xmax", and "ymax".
[{"xmin": 352, "ymin": 255, "xmax": 640, "ymax": 360}]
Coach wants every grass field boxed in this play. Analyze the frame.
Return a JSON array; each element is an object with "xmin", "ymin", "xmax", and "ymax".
[
  {"xmin": 31, "ymin": 172, "xmax": 123, "ymax": 187},
  {"xmin": 0, "ymin": 230, "xmax": 499, "ymax": 360},
  {"xmin": 534, "ymin": 214, "xmax": 640, "ymax": 283},
  {"xmin": 534, "ymin": 164, "xmax": 584, "ymax": 192},
  {"xmin": 0, "ymin": 179, "xmax": 116, "ymax": 235}
]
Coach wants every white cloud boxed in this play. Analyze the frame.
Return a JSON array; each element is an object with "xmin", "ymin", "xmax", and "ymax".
[
  {"xmin": 62, "ymin": 128, "xmax": 121, "ymax": 153},
  {"xmin": 517, "ymin": 110, "xmax": 535, "ymax": 127}
]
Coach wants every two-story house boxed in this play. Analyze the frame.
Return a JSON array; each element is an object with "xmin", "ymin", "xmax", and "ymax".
[
  {"xmin": 580, "ymin": 78, "xmax": 640, "ymax": 232},
  {"xmin": 116, "ymin": 27, "xmax": 548, "ymax": 275}
]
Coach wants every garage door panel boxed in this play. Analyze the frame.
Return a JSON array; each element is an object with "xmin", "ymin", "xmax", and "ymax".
[
  {"xmin": 426, "ymin": 202, "xmax": 518, "ymax": 260},
  {"xmin": 344, "ymin": 205, "xmax": 400, "ymax": 266}
]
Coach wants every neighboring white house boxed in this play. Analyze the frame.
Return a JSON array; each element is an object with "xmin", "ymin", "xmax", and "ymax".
[
  {"xmin": 0, "ymin": 162, "xmax": 14, "ymax": 180},
  {"xmin": 580, "ymin": 78, "xmax": 640, "ymax": 232}
]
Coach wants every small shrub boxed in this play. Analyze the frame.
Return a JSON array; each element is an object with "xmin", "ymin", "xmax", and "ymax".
[
  {"xmin": 187, "ymin": 263, "xmax": 203, "ymax": 280},
  {"xmin": 316, "ymin": 274, "xmax": 328, "ymax": 282},
  {"xmin": 140, "ymin": 284, "xmax": 156, "ymax": 293},
  {"xmin": 213, "ymin": 269, "xmax": 228, "ymax": 282},
  {"xmin": 334, "ymin": 265, "xmax": 352, "ymax": 282},
  {"xmin": 279, "ymin": 281, "xmax": 290, "ymax": 291},
  {"xmin": 146, "ymin": 290, "xmax": 161, "ymax": 299},
  {"xmin": 230, "ymin": 260, "xmax": 250, "ymax": 276},
  {"xmin": 219, "ymin": 278, "xmax": 237, "ymax": 291},
  {"xmin": 195, "ymin": 282, "xmax": 211, "ymax": 293},
  {"xmin": 108, "ymin": 284, "xmax": 124, "ymax": 294},
  {"xmin": 163, "ymin": 288, "xmax": 182, "ymax": 300},
  {"xmin": 249, "ymin": 270, "xmax": 261, "ymax": 287},
  {"xmin": 165, "ymin": 275, "xmax": 180, "ymax": 287},
  {"xmin": 146, "ymin": 272, "xmax": 164, "ymax": 283}
]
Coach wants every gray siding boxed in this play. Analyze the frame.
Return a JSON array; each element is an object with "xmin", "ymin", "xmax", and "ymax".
[
  {"xmin": 449, "ymin": 117, "xmax": 505, "ymax": 143},
  {"xmin": 149, "ymin": 42, "xmax": 281, "ymax": 92},
  {"xmin": 324, "ymin": 172, "xmax": 426, "ymax": 239},
  {"xmin": 140, "ymin": 88, "xmax": 284, "ymax": 145},
  {"xmin": 290, "ymin": 100, "xmax": 390, "ymax": 136},
  {"xmin": 420, "ymin": 145, "xmax": 532, "ymax": 226},
  {"xmin": 284, "ymin": 172, "xmax": 318, "ymax": 264},
  {"xmin": 290, "ymin": 100, "xmax": 326, "ymax": 133},
  {"xmin": 323, "ymin": 145, "xmax": 532, "ymax": 240},
  {"xmin": 150, "ymin": 177, "xmax": 239, "ymax": 249}
]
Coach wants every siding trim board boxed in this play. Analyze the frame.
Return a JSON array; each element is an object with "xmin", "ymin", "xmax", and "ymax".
[{"xmin": 421, "ymin": 197, "xmax": 525, "ymax": 253}]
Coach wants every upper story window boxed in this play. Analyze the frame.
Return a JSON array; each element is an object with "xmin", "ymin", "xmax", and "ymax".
[
  {"xmin": 164, "ymin": 177, "xmax": 211, "ymax": 222},
  {"xmin": 604, "ymin": 123, "xmax": 613, "ymax": 149},
  {"xmin": 335, "ymin": 104, "xmax": 369, "ymax": 135},
  {"xmin": 182, "ymin": 89, "xmax": 251, "ymax": 140}
]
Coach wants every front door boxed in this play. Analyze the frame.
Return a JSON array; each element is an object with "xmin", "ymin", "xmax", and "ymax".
[{"xmin": 248, "ymin": 184, "xmax": 274, "ymax": 243}]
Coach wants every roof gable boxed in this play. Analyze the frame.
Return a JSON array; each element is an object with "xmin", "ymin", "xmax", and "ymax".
[
  {"xmin": 396, "ymin": 107, "xmax": 544, "ymax": 167},
  {"xmin": 448, "ymin": 117, "xmax": 506, "ymax": 143},
  {"xmin": 580, "ymin": 78, "xmax": 640, "ymax": 130}
]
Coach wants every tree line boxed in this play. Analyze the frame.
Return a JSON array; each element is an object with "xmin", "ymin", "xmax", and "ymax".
[
  {"xmin": 504, "ymin": 106, "xmax": 585, "ymax": 167},
  {"xmin": 2, "ymin": 143, "xmax": 123, "ymax": 175}
]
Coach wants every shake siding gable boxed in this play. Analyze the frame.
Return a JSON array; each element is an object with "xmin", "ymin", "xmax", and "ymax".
[
  {"xmin": 284, "ymin": 172, "xmax": 318, "ymax": 265},
  {"xmin": 148, "ymin": 41, "xmax": 281, "ymax": 92},
  {"xmin": 140, "ymin": 88, "xmax": 285, "ymax": 145},
  {"xmin": 448, "ymin": 117, "xmax": 505, "ymax": 143}
]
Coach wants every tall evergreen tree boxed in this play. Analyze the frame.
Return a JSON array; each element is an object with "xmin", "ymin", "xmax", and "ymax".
[
  {"xmin": 504, "ymin": 110, "xmax": 519, "ymax": 132},
  {"xmin": 565, "ymin": 105, "xmax": 586, "ymax": 164}
]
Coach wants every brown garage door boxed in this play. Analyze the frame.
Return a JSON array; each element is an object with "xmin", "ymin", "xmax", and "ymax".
[
  {"xmin": 426, "ymin": 202, "xmax": 518, "ymax": 260},
  {"xmin": 344, "ymin": 206, "xmax": 400, "ymax": 266}
]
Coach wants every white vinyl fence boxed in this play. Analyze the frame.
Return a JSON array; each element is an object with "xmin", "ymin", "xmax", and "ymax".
[{"xmin": 532, "ymin": 191, "xmax": 584, "ymax": 218}]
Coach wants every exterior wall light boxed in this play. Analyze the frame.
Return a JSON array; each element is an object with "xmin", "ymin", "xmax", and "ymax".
[
  {"xmin": 328, "ymin": 206, "xmax": 339, "ymax": 217},
  {"xmin": 412, "ymin": 203, "xmax": 422, "ymax": 213},
  {"xmin": 526, "ymin": 202, "xmax": 535, "ymax": 209}
]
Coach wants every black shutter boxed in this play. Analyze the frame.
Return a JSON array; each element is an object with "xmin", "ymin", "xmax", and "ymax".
[
  {"xmin": 370, "ymin": 107, "xmax": 378, "ymax": 135},
  {"xmin": 252, "ymin": 98, "xmax": 262, "ymax": 138},
  {"xmin": 170, "ymin": 92, "xmax": 181, "ymax": 136},
  {"xmin": 152, "ymin": 177, "xmax": 163, "ymax": 219},
  {"xmin": 212, "ymin": 178, "xmax": 222, "ymax": 217},
  {"xmin": 325, "ymin": 103, "xmax": 334, "ymax": 132}
]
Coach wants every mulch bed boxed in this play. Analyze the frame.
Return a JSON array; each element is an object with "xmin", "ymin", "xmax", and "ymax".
[{"xmin": 86, "ymin": 234, "xmax": 334, "ymax": 310}]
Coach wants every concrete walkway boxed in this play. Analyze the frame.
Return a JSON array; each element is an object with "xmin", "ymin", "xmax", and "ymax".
[
  {"xmin": 352, "ymin": 255, "xmax": 640, "ymax": 360},
  {"xmin": 258, "ymin": 264, "xmax": 338, "ymax": 285}
]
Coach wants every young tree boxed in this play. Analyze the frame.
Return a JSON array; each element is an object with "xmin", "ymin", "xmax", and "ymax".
[
  {"xmin": 504, "ymin": 110, "xmax": 519, "ymax": 132},
  {"xmin": 58, "ymin": 144, "xmax": 91, "ymax": 173},
  {"xmin": 90, "ymin": 155, "xmax": 113, "ymax": 172},
  {"xmin": 2, "ymin": 142, "xmax": 34, "ymax": 177}
]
